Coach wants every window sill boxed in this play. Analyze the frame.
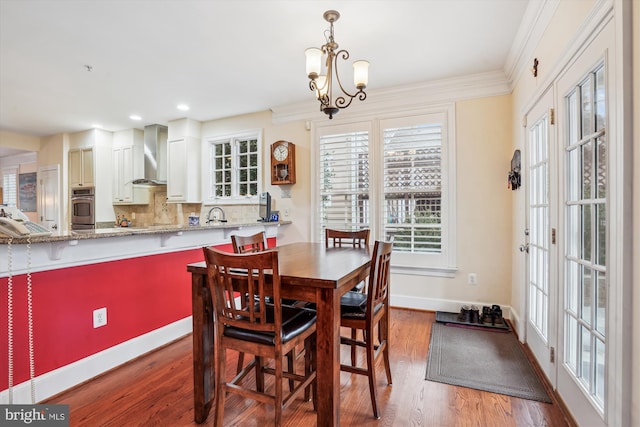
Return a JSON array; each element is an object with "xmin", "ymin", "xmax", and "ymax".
[
  {"xmin": 203, "ymin": 196, "xmax": 259, "ymax": 206},
  {"xmin": 391, "ymin": 264, "xmax": 458, "ymax": 278}
]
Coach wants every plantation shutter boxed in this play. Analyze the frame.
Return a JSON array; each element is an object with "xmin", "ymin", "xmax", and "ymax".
[
  {"xmin": 383, "ymin": 123, "xmax": 443, "ymax": 253},
  {"xmin": 2, "ymin": 167, "xmax": 18, "ymax": 207},
  {"xmin": 318, "ymin": 130, "xmax": 370, "ymax": 240}
]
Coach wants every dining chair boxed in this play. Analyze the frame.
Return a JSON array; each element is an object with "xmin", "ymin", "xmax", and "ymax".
[
  {"xmin": 230, "ymin": 231, "xmax": 300, "ymax": 387},
  {"xmin": 231, "ymin": 231, "xmax": 268, "ymax": 254},
  {"xmin": 325, "ymin": 228, "xmax": 370, "ymax": 292},
  {"xmin": 230, "ymin": 231, "xmax": 268, "ymax": 374},
  {"xmin": 325, "ymin": 228, "xmax": 370, "ymax": 248},
  {"xmin": 339, "ymin": 240, "xmax": 393, "ymax": 419},
  {"xmin": 202, "ymin": 247, "xmax": 317, "ymax": 426}
]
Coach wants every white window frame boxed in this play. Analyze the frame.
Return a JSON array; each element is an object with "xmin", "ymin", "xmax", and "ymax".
[
  {"xmin": 203, "ymin": 129, "xmax": 262, "ymax": 205},
  {"xmin": 312, "ymin": 105, "xmax": 457, "ymax": 277}
]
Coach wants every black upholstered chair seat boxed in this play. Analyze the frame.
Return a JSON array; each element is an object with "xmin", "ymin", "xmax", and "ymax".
[
  {"xmin": 225, "ymin": 304, "xmax": 317, "ymax": 345},
  {"xmin": 340, "ymin": 291, "xmax": 383, "ymax": 318}
]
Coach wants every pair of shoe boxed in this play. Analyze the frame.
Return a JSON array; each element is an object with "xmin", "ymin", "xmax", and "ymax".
[
  {"xmin": 458, "ymin": 305, "xmax": 481, "ymax": 324},
  {"xmin": 481, "ymin": 304, "xmax": 504, "ymax": 325}
]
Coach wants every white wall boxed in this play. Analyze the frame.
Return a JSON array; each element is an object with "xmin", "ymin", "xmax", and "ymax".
[{"xmin": 0, "ymin": 130, "xmax": 40, "ymax": 152}]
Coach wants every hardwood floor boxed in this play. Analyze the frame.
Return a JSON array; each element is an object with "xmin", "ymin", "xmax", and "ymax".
[{"xmin": 45, "ymin": 309, "xmax": 572, "ymax": 426}]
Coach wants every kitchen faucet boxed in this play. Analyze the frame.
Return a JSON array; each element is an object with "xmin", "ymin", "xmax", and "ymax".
[{"xmin": 206, "ymin": 206, "xmax": 226, "ymax": 224}]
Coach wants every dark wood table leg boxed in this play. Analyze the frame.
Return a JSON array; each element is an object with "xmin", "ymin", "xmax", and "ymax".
[
  {"xmin": 315, "ymin": 287, "xmax": 341, "ymax": 427},
  {"xmin": 192, "ymin": 272, "xmax": 214, "ymax": 423}
]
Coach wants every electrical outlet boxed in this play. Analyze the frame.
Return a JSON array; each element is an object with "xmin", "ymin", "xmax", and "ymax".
[
  {"xmin": 468, "ymin": 273, "xmax": 478, "ymax": 286},
  {"xmin": 284, "ymin": 208, "xmax": 290, "ymax": 218},
  {"xmin": 93, "ymin": 307, "xmax": 107, "ymax": 328}
]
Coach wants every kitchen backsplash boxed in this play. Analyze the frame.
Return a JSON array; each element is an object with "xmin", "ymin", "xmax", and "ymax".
[{"xmin": 111, "ymin": 186, "xmax": 262, "ymax": 228}]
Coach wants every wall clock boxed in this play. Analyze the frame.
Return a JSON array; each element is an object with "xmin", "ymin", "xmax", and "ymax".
[{"xmin": 270, "ymin": 140, "xmax": 296, "ymax": 185}]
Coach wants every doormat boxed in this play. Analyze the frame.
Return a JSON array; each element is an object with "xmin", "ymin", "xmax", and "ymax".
[
  {"xmin": 436, "ymin": 311, "xmax": 511, "ymax": 331},
  {"xmin": 425, "ymin": 323, "xmax": 551, "ymax": 403}
]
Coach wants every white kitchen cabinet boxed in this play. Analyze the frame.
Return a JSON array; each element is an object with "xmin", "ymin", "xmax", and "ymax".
[
  {"xmin": 69, "ymin": 147, "xmax": 94, "ymax": 188},
  {"xmin": 112, "ymin": 128, "xmax": 149, "ymax": 204},
  {"xmin": 167, "ymin": 136, "xmax": 201, "ymax": 203},
  {"xmin": 112, "ymin": 146, "xmax": 134, "ymax": 203}
]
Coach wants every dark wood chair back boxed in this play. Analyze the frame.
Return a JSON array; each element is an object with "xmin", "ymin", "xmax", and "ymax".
[
  {"xmin": 365, "ymin": 240, "xmax": 393, "ymax": 316},
  {"xmin": 325, "ymin": 228, "xmax": 370, "ymax": 292},
  {"xmin": 204, "ymin": 247, "xmax": 281, "ymax": 334},
  {"xmin": 325, "ymin": 228, "xmax": 370, "ymax": 248},
  {"xmin": 231, "ymin": 231, "xmax": 268, "ymax": 254}
]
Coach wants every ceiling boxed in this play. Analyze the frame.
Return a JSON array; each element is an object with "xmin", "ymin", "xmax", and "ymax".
[{"xmin": 0, "ymin": 0, "xmax": 531, "ymax": 155}]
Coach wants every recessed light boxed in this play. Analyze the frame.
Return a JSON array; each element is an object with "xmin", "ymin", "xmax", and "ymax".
[
  {"xmin": 129, "ymin": 115, "xmax": 142, "ymax": 121},
  {"xmin": 177, "ymin": 104, "xmax": 190, "ymax": 111}
]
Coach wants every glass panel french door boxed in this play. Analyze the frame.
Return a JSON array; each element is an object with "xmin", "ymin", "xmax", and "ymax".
[
  {"xmin": 555, "ymin": 22, "xmax": 613, "ymax": 426},
  {"xmin": 563, "ymin": 63, "xmax": 607, "ymax": 414},
  {"xmin": 525, "ymin": 88, "xmax": 555, "ymax": 383}
]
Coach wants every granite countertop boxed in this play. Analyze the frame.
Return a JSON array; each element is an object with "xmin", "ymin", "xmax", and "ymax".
[{"xmin": 0, "ymin": 220, "xmax": 291, "ymax": 244}]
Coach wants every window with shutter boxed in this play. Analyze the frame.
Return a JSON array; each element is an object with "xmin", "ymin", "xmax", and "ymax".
[
  {"xmin": 314, "ymin": 108, "xmax": 456, "ymax": 275},
  {"xmin": 318, "ymin": 130, "xmax": 370, "ymax": 237},
  {"xmin": 2, "ymin": 166, "xmax": 18, "ymax": 207}
]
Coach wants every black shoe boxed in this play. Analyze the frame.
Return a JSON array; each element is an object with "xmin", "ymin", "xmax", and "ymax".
[
  {"xmin": 491, "ymin": 304, "xmax": 504, "ymax": 324},
  {"xmin": 481, "ymin": 306, "xmax": 492, "ymax": 324},
  {"xmin": 469, "ymin": 305, "xmax": 480, "ymax": 324},
  {"xmin": 458, "ymin": 305, "xmax": 472, "ymax": 322}
]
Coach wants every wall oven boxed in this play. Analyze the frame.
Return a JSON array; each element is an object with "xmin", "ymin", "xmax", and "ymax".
[{"xmin": 71, "ymin": 187, "xmax": 95, "ymax": 230}]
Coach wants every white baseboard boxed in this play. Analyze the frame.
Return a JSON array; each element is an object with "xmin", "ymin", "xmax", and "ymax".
[
  {"xmin": 0, "ymin": 316, "xmax": 193, "ymax": 404},
  {"xmin": 509, "ymin": 307, "xmax": 524, "ymax": 341},
  {"xmin": 390, "ymin": 294, "xmax": 512, "ymax": 320}
]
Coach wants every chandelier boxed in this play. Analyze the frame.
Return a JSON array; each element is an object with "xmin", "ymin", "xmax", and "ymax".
[{"xmin": 305, "ymin": 10, "xmax": 369, "ymax": 119}]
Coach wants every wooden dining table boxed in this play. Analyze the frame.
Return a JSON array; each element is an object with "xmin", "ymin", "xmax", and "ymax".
[{"xmin": 187, "ymin": 241, "xmax": 372, "ymax": 426}]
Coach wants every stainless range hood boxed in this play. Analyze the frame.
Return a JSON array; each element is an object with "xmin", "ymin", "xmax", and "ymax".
[{"xmin": 132, "ymin": 124, "xmax": 168, "ymax": 185}]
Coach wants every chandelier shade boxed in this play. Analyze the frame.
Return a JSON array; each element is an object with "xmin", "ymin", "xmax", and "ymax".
[
  {"xmin": 305, "ymin": 10, "xmax": 368, "ymax": 119},
  {"xmin": 305, "ymin": 48, "xmax": 323, "ymax": 79},
  {"xmin": 353, "ymin": 60, "xmax": 369, "ymax": 88}
]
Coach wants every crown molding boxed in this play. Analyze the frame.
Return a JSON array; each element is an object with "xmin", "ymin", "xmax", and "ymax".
[
  {"xmin": 503, "ymin": 0, "xmax": 560, "ymax": 87},
  {"xmin": 271, "ymin": 70, "xmax": 511, "ymax": 124}
]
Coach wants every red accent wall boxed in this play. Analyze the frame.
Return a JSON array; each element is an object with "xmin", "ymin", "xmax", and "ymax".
[{"xmin": 0, "ymin": 238, "xmax": 280, "ymax": 391}]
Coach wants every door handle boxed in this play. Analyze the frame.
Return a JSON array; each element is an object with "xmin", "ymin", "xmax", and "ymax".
[{"xmin": 519, "ymin": 243, "xmax": 529, "ymax": 253}]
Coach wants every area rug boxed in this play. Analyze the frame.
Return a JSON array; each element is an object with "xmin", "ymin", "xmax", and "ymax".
[{"xmin": 425, "ymin": 323, "xmax": 551, "ymax": 403}]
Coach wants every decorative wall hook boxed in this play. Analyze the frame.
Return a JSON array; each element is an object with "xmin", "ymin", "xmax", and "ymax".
[{"xmin": 531, "ymin": 58, "xmax": 539, "ymax": 77}]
